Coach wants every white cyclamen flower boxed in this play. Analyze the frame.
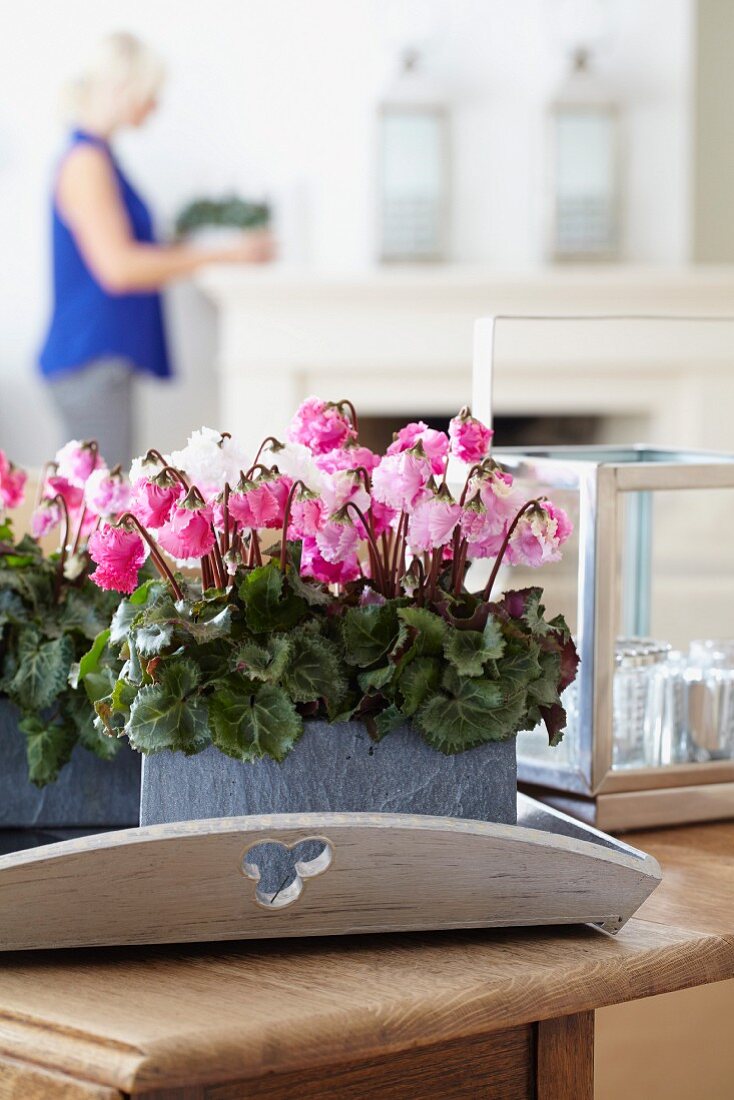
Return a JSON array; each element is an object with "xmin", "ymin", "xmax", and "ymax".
[{"xmin": 168, "ymin": 427, "xmax": 250, "ymax": 490}]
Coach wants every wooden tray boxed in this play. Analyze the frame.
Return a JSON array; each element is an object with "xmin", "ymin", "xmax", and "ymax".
[{"xmin": 0, "ymin": 796, "xmax": 660, "ymax": 951}]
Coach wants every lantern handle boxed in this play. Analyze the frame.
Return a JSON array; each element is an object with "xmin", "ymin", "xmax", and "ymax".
[{"xmin": 472, "ymin": 313, "xmax": 734, "ymax": 430}]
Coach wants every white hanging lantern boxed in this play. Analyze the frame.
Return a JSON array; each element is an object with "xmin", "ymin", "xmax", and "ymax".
[
  {"xmin": 547, "ymin": 48, "xmax": 621, "ymax": 261},
  {"xmin": 377, "ymin": 49, "xmax": 450, "ymax": 262}
]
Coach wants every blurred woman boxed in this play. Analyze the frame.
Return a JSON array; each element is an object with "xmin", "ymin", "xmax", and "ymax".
[{"xmin": 39, "ymin": 32, "xmax": 271, "ymax": 466}]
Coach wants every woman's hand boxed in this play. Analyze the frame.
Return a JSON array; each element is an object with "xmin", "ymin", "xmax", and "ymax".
[{"xmin": 217, "ymin": 230, "xmax": 275, "ymax": 265}]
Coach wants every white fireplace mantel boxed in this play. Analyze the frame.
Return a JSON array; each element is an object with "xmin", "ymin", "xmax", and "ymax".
[{"xmin": 195, "ymin": 264, "xmax": 734, "ymax": 455}]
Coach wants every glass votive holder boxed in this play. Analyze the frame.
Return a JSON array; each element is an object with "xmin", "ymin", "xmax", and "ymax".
[
  {"xmin": 648, "ymin": 651, "xmax": 690, "ymax": 767},
  {"xmin": 612, "ymin": 638, "xmax": 671, "ymax": 769},
  {"xmin": 686, "ymin": 640, "xmax": 734, "ymax": 761}
]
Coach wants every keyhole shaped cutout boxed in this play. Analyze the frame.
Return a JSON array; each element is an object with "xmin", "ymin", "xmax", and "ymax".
[{"xmin": 243, "ymin": 838, "xmax": 333, "ymax": 910}]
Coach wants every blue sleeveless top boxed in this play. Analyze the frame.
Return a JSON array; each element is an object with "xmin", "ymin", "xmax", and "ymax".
[{"xmin": 39, "ymin": 130, "xmax": 171, "ymax": 380}]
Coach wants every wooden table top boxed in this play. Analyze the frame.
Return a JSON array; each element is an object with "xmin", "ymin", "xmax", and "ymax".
[{"xmin": 1, "ymin": 821, "xmax": 733, "ymax": 1095}]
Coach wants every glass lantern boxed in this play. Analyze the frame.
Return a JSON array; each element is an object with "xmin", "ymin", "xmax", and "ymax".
[
  {"xmin": 377, "ymin": 49, "xmax": 450, "ymax": 262},
  {"xmin": 494, "ymin": 445, "xmax": 734, "ymax": 831}
]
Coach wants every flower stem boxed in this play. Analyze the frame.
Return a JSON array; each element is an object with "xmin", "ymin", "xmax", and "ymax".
[
  {"xmin": 459, "ymin": 464, "xmax": 484, "ymax": 506},
  {"xmin": 336, "ymin": 398, "xmax": 359, "ymax": 432},
  {"xmin": 249, "ymin": 436, "xmax": 282, "ymax": 471},
  {"xmin": 119, "ymin": 512, "xmax": 184, "ymax": 601},
  {"xmin": 209, "ymin": 531, "xmax": 227, "ymax": 590},
  {"xmin": 52, "ymin": 493, "xmax": 71, "ymax": 601},
  {"xmin": 222, "ymin": 483, "xmax": 231, "ymax": 554},
  {"xmin": 481, "ymin": 499, "xmax": 542, "ymax": 601},
  {"xmin": 70, "ymin": 506, "xmax": 88, "ymax": 556},
  {"xmin": 279, "ymin": 480, "xmax": 307, "ymax": 570},
  {"xmin": 390, "ymin": 512, "xmax": 407, "ymax": 597},
  {"xmin": 158, "ymin": 465, "xmax": 191, "ymax": 492},
  {"xmin": 344, "ymin": 502, "xmax": 386, "ymax": 593}
]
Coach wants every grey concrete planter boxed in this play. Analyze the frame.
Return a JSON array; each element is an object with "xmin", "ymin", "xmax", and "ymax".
[
  {"xmin": 142, "ymin": 719, "xmax": 516, "ymax": 823},
  {"xmin": 0, "ymin": 699, "xmax": 141, "ymax": 828},
  {"xmin": 141, "ymin": 721, "xmax": 516, "ymax": 893}
]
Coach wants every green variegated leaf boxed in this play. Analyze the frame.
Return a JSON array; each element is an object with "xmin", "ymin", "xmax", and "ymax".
[
  {"xmin": 521, "ymin": 588, "xmax": 552, "ymax": 635},
  {"xmin": 129, "ymin": 578, "xmax": 158, "ymax": 606},
  {"xmin": 19, "ymin": 715, "xmax": 77, "ymax": 787},
  {"xmin": 398, "ymin": 656, "xmax": 441, "ymax": 717},
  {"xmin": 370, "ymin": 703, "xmax": 403, "ymax": 740},
  {"xmin": 527, "ymin": 648, "xmax": 562, "ymax": 707},
  {"xmin": 397, "ymin": 607, "xmax": 447, "ymax": 655},
  {"xmin": 357, "ymin": 663, "xmax": 395, "ymax": 693},
  {"xmin": 0, "ymin": 589, "xmax": 24, "ymax": 629},
  {"xmin": 63, "ymin": 693, "xmax": 119, "ymax": 760},
  {"xmin": 209, "ymin": 683, "xmax": 301, "ymax": 762},
  {"xmin": 135, "ymin": 620, "xmax": 175, "ymax": 657},
  {"xmin": 230, "ymin": 637, "xmax": 292, "ymax": 683},
  {"xmin": 443, "ymin": 616, "xmax": 505, "ymax": 677},
  {"xmin": 61, "ymin": 588, "xmax": 112, "ymax": 640},
  {"xmin": 127, "ymin": 684, "xmax": 210, "ymax": 756},
  {"xmin": 342, "ymin": 603, "xmax": 399, "ymax": 667},
  {"xmin": 495, "ymin": 643, "xmax": 543, "ymax": 691},
  {"xmin": 109, "ymin": 580, "xmax": 164, "ymax": 644},
  {"xmin": 110, "ymin": 599, "xmax": 140, "ymax": 645},
  {"xmin": 9, "ymin": 631, "xmax": 74, "ymax": 710},
  {"xmin": 239, "ymin": 562, "xmax": 307, "ymax": 633},
  {"xmin": 183, "ymin": 605, "xmax": 234, "ymax": 642},
  {"xmin": 72, "ymin": 629, "xmax": 111, "ymax": 690},
  {"xmin": 284, "ymin": 632, "xmax": 347, "ymax": 706},
  {"xmin": 416, "ymin": 678, "xmax": 526, "ymax": 753},
  {"xmin": 158, "ymin": 657, "xmax": 201, "ymax": 698}
]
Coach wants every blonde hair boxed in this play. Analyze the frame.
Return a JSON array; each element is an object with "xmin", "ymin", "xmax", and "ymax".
[{"xmin": 62, "ymin": 32, "xmax": 165, "ymax": 131}]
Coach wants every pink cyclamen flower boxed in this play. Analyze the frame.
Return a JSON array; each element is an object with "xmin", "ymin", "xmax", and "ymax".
[
  {"xmin": 31, "ymin": 497, "xmax": 62, "ymax": 538},
  {"xmin": 55, "ymin": 440, "xmax": 101, "ymax": 488},
  {"xmin": 407, "ymin": 495, "xmax": 462, "ymax": 554},
  {"xmin": 460, "ymin": 467, "xmax": 518, "ymax": 558},
  {"xmin": 129, "ymin": 477, "xmax": 183, "ymax": 530},
  {"xmin": 387, "ymin": 422, "xmax": 449, "ymax": 476},
  {"xmin": 88, "ymin": 524, "xmax": 147, "ymax": 594},
  {"xmin": 157, "ymin": 498, "xmax": 215, "ymax": 560},
  {"xmin": 300, "ymin": 535, "xmax": 361, "ymax": 585},
  {"xmin": 371, "ymin": 449, "xmax": 433, "ymax": 512},
  {"xmin": 368, "ymin": 498, "xmax": 397, "ymax": 537},
  {"xmin": 315, "ymin": 443, "xmax": 379, "ymax": 474},
  {"xmin": 460, "ymin": 497, "xmax": 509, "ymax": 559},
  {"xmin": 0, "ymin": 451, "xmax": 26, "ymax": 510},
  {"xmin": 315, "ymin": 515, "xmax": 361, "ymax": 564},
  {"xmin": 288, "ymin": 495, "xmax": 325, "ymax": 539},
  {"xmin": 84, "ymin": 467, "xmax": 131, "ymax": 518},
  {"xmin": 448, "ymin": 409, "xmax": 494, "ymax": 464},
  {"xmin": 223, "ymin": 473, "xmax": 292, "ymax": 531},
  {"xmin": 43, "ymin": 474, "xmax": 84, "ymax": 513},
  {"xmin": 287, "ymin": 397, "xmax": 357, "ymax": 455},
  {"xmin": 320, "ymin": 469, "xmax": 370, "ymax": 517},
  {"xmin": 505, "ymin": 500, "xmax": 573, "ymax": 567}
]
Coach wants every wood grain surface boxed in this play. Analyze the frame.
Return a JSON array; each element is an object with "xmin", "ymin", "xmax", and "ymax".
[
  {"xmin": 133, "ymin": 1028, "xmax": 535, "ymax": 1100},
  {"xmin": 0, "ymin": 1055, "xmax": 122, "ymax": 1099},
  {"xmin": 536, "ymin": 1011, "xmax": 594, "ymax": 1100},
  {"xmin": 0, "ymin": 821, "xmax": 732, "ymax": 1095},
  {"xmin": 0, "ymin": 812, "xmax": 660, "ymax": 950}
]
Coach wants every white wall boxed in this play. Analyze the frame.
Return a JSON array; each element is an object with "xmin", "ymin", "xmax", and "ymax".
[{"xmin": 0, "ymin": 0, "xmax": 693, "ymax": 465}]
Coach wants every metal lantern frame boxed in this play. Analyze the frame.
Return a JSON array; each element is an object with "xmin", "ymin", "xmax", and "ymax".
[
  {"xmin": 472, "ymin": 315, "xmax": 734, "ymax": 828},
  {"xmin": 494, "ymin": 445, "xmax": 734, "ymax": 799}
]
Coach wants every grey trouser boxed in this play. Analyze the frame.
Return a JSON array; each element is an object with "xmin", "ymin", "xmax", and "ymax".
[{"xmin": 47, "ymin": 357, "xmax": 134, "ymax": 468}]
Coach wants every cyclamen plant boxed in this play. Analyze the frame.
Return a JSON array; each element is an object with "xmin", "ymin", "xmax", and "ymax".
[
  {"xmin": 0, "ymin": 442, "xmax": 132, "ymax": 784},
  {"xmin": 83, "ymin": 401, "xmax": 579, "ymax": 763}
]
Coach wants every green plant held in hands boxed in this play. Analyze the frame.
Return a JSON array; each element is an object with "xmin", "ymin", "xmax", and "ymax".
[{"xmin": 174, "ymin": 195, "xmax": 271, "ymax": 238}]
